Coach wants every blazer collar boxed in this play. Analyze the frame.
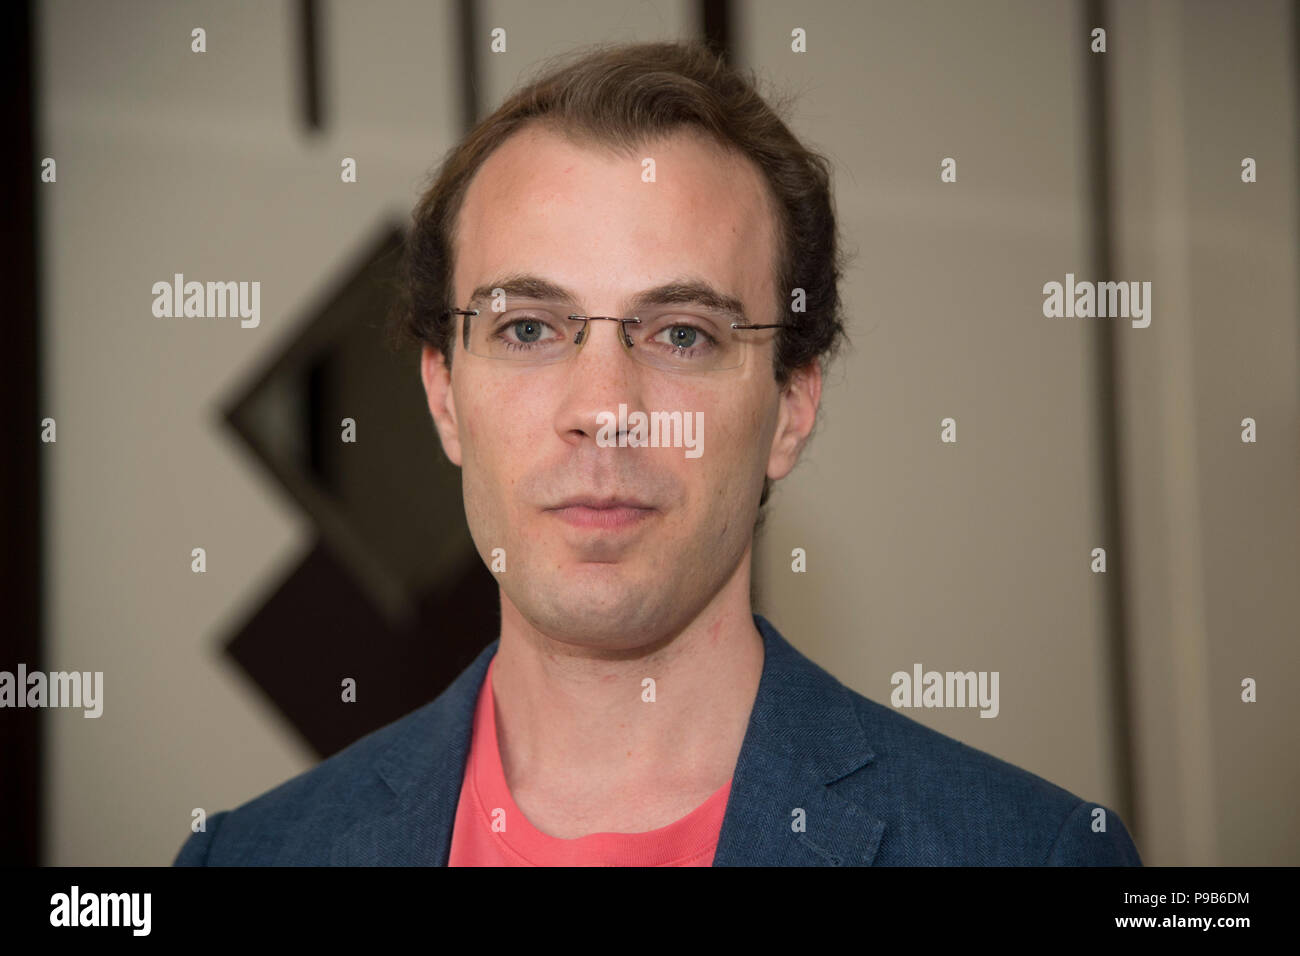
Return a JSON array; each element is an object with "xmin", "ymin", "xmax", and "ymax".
[
  {"xmin": 330, "ymin": 636, "xmax": 494, "ymax": 865},
  {"xmin": 332, "ymin": 614, "xmax": 884, "ymax": 866},
  {"xmin": 712, "ymin": 615, "xmax": 885, "ymax": 865}
]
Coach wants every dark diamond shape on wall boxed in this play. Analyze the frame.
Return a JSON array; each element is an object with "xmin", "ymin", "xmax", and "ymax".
[{"xmin": 219, "ymin": 221, "xmax": 497, "ymax": 758}]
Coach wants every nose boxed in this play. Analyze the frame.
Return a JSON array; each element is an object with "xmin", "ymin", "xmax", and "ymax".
[{"xmin": 553, "ymin": 318, "xmax": 646, "ymax": 446}]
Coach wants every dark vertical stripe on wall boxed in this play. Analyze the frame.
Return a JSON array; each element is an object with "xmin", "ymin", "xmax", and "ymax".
[
  {"xmin": 0, "ymin": 0, "xmax": 43, "ymax": 866},
  {"xmin": 306, "ymin": 357, "xmax": 332, "ymax": 491},
  {"xmin": 1080, "ymin": 0, "xmax": 1138, "ymax": 840},
  {"xmin": 298, "ymin": 0, "xmax": 323, "ymax": 131},
  {"xmin": 456, "ymin": 0, "xmax": 481, "ymax": 132},
  {"xmin": 1294, "ymin": 0, "xmax": 1300, "ymax": 375},
  {"xmin": 701, "ymin": 0, "xmax": 733, "ymax": 64}
]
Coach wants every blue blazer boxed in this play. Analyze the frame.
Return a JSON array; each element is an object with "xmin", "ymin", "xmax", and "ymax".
[{"xmin": 174, "ymin": 614, "xmax": 1142, "ymax": 866}]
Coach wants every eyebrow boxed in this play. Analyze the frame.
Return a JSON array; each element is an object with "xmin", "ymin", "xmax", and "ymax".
[{"xmin": 467, "ymin": 274, "xmax": 748, "ymax": 321}]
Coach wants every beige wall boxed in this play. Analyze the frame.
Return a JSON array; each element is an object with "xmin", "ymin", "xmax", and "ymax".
[
  {"xmin": 1108, "ymin": 0, "xmax": 1300, "ymax": 865},
  {"xmin": 742, "ymin": 0, "xmax": 1123, "ymax": 820},
  {"xmin": 37, "ymin": 0, "xmax": 1297, "ymax": 865}
]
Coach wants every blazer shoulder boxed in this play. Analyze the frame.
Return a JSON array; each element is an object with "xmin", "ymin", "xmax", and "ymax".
[
  {"xmin": 839, "ymin": 685, "xmax": 1141, "ymax": 865},
  {"xmin": 170, "ymin": 696, "xmax": 442, "ymax": 866},
  {"xmin": 172, "ymin": 640, "xmax": 496, "ymax": 866}
]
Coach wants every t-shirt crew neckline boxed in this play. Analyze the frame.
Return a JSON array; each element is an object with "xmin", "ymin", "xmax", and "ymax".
[{"xmin": 467, "ymin": 655, "xmax": 733, "ymax": 866}]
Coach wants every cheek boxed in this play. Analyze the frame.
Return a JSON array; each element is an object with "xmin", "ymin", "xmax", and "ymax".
[
  {"xmin": 652, "ymin": 393, "xmax": 762, "ymax": 513},
  {"xmin": 665, "ymin": 377, "xmax": 770, "ymax": 463},
  {"xmin": 456, "ymin": 379, "xmax": 538, "ymax": 558},
  {"xmin": 456, "ymin": 378, "xmax": 532, "ymax": 494}
]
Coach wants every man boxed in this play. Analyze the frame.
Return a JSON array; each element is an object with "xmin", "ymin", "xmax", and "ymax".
[{"xmin": 174, "ymin": 41, "xmax": 1141, "ymax": 866}]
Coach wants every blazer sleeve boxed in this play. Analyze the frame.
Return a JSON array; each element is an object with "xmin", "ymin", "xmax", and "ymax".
[
  {"xmin": 1044, "ymin": 799, "xmax": 1143, "ymax": 866},
  {"xmin": 172, "ymin": 809, "xmax": 231, "ymax": 866}
]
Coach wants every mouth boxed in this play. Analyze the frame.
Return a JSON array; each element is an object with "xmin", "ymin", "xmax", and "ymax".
[{"xmin": 545, "ymin": 497, "xmax": 657, "ymax": 530}]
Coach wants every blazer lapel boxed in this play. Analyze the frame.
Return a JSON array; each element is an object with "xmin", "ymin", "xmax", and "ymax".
[
  {"xmin": 712, "ymin": 616, "xmax": 886, "ymax": 866},
  {"xmin": 331, "ymin": 640, "xmax": 498, "ymax": 866}
]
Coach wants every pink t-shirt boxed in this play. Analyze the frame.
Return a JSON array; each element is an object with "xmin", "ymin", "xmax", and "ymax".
[{"xmin": 448, "ymin": 656, "xmax": 732, "ymax": 866}]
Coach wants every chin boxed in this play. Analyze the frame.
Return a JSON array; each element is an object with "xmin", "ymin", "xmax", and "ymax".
[{"xmin": 519, "ymin": 588, "xmax": 670, "ymax": 650}]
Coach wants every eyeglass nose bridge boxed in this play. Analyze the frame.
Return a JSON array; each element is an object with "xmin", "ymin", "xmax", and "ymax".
[{"xmin": 567, "ymin": 314, "xmax": 642, "ymax": 350}]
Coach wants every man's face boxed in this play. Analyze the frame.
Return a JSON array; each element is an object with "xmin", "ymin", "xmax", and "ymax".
[{"xmin": 422, "ymin": 122, "xmax": 817, "ymax": 649}]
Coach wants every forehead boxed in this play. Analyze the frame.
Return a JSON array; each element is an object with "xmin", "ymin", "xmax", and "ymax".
[{"xmin": 452, "ymin": 123, "xmax": 779, "ymax": 316}]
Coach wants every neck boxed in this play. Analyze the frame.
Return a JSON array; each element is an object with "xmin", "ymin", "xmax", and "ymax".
[{"xmin": 489, "ymin": 548, "xmax": 765, "ymax": 803}]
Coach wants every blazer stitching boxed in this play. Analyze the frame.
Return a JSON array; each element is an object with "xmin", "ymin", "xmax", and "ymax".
[{"xmin": 1041, "ymin": 798, "xmax": 1087, "ymax": 865}]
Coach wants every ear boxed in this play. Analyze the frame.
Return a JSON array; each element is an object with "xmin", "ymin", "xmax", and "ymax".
[
  {"xmin": 766, "ymin": 359, "xmax": 822, "ymax": 482},
  {"xmin": 420, "ymin": 344, "xmax": 463, "ymax": 467}
]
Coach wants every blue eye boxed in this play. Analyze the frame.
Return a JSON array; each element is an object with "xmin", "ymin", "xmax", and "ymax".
[
  {"xmin": 489, "ymin": 311, "xmax": 562, "ymax": 351},
  {"xmin": 667, "ymin": 326, "xmax": 698, "ymax": 348},
  {"xmin": 511, "ymin": 319, "xmax": 545, "ymax": 343},
  {"xmin": 650, "ymin": 321, "xmax": 717, "ymax": 355}
]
